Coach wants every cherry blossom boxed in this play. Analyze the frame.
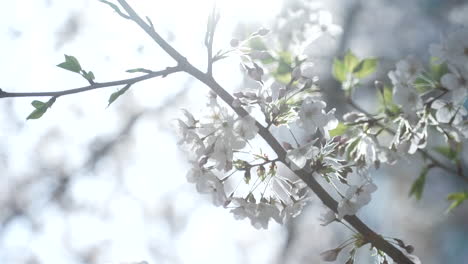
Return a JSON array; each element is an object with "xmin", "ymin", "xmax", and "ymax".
[
  {"xmin": 430, "ymin": 28, "xmax": 468, "ymax": 69},
  {"xmin": 233, "ymin": 116, "xmax": 259, "ymax": 140},
  {"xmin": 298, "ymin": 98, "xmax": 338, "ymax": 138},
  {"xmin": 186, "ymin": 165, "xmax": 227, "ymax": 206},
  {"xmin": 285, "ymin": 141, "xmax": 319, "ymax": 170},
  {"xmin": 337, "ymin": 182, "xmax": 377, "ymax": 219},
  {"xmin": 440, "ymin": 68, "xmax": 468, "ymax": 104},
  {"xmin": 319, "ymin": 209, "xmax": 336, "ymax": 226},
  {"xmin": 306, "ymin": 10, "xmax": 343, "ymax": 42},
  {"xmin": 388, "ymin": 57, "xmax": 424, "ymax": 114},
  {"xmin": 432, "ymin": 99, "xmax": 467, "ymax": 124}
]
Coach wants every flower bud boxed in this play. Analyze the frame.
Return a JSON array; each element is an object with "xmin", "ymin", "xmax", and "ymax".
[
  {"xmin": 292, "ymin": 66, "xmax": 302, "ymax": 80},
  {"xmin": 320, "ymin": 247, "xmax": 343, "ymax": 262},
  {"xmin": 257, "ymin": 27, "xmax": 270, "ymax": 36},
  {"xmin": 405, "ymin": 245, "xmax": 414, "ymax": 254},
  {"xmin": 230, "ymin": 38, "xmax": 240, "ymax": 47},
  {"xmin": 374, "ymin": 80, "xmax": 384, "ymax": 94}
]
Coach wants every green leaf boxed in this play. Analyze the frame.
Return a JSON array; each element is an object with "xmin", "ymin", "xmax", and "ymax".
[
  {"xmin": 430, "ymin": 57, "xmax": 449, "ymax": 81},
  {"xmin": 413, "ymin": 76, "xmax": 432, "ymax": 93},
  {"xmin": 57, "ymin": 55, "xmax": 82, "ymax": 73},
  {"xmin": 27, "ymin": 108, "xmax": 47, "ymax": 120},
  {"xmin": 409, "ymin": 166, "xmax": 429, "ymax": 200},
  {"xmin": 273, "ymin": 72, "xmax": 291, "ymax": 84},
  {"xmin": 446, "ymin": 191, "xmax": 468, "ymax": 212},
  {"xmin": 248, "ymin": 38, "xmax": 267, "ymax": 51},
  {"xmin": 126, "ymin": 68, "xmax": 153, "ymax": 74},
  {"xmin": 31, "ymin": 100, "xmax": 46, "ymax": 109},
  {"xmin": 276, "ymin": 51, "xmax": 292, "ymax": 76},
  {"xmin": 260, "ymin": 54, "xmax": 275, "ymax": 65},
  {"xmin": 107, "ymin": 84, "xmax": 131, "ymax": 107},
  {"xmin": 332, "ymin": 58, "xmax": 346, "ymax": 82},
  {"xmin": 82, "ymin": 71, "xmax": 95, "ymax": 82},
  {"xmin": 433, "ymin": 146, "xmax": 458, "ymax": 161},
  {"xmin": 277, "ymin": 51, "xmax": 292, "ymax": 65},
  {"xmin": 329, "ymin": 123, "xmax": 348, "ymax": 137},
  {"xmin": 378, "ymin": 86, "xmax": 400, "ymax": 115},
  {"xmin": 344, "ymin": 50, "xmax": 360, "ymax": 72},
  {"xmin": 353, "ymin": 58, "xmax": 378, "ymax": 78},
  {"xmin": 26, "ymin": 98, "xmax": 56, "ymax": 120}
]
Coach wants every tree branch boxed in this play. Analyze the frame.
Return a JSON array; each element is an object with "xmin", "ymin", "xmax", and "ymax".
[
  {"xmin": 1, "ymin": 1, "xmax": 416, "ymax": 263},
  {"xmin": 0, "ymin": 66, "xmax": 182, "ymax": 99},
  {"xmin": 111, "ymin": 1, "xmax": 417, "ymax": 263},
  {"xmin": 185, "ymin": 67, "xmax": 415, "ymax": 264}
]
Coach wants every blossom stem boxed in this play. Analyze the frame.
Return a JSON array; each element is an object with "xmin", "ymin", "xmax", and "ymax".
[
  {"xmin": 336, "ymin": 237, "xmax": 357, "ymax": 249},
  {"xmin": 288, "ymin": 128, "xmax": 301, "ymax": 148},
  {"xmin": 337, "ymin": 219, "xmax": 358, "ymax": 234}
]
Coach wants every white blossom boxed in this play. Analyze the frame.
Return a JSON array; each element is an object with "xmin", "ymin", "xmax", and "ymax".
[
  {"xmin": 440, "ymin": 68, "xmax": 468, "ymax": 104},
  {"xmin": 211, "ymin": 138, "xmax": 234, "ymax": 171},
  {"xmin": 429, "ymin": 28, "xmax": 468, "ymax": 69},
  {"xmin": 388, "ymin": 56, "xmax": 423, "ymax": 85},
  {"xmin": 177, "ymin": 128, "xmax": 205, "ymax": 160},
  {"xmin": 432, "ymin": 99, "xmax": 467, "ymax": 124},
  {"xmin": 280, "ymin": 197, "xmax": 310, "ymax": 221},
  {"xmin": 394, "ymin": 83, "xmax": 423, "ymax": 114},
  {"xmin": 255, "ymin": 201, "xmax": 283, "ymax": 227},
  {"xmin": 388, "ymin": 57, "xmax": 424, "ymax": 114},
  {"xmin": 186, "ymin": 165, "xmax": 227, "ymax": 207},
  {"xmin": 234, "ymin": 116, "xmax": 259, "ymax": 140},
  {"xmin": 298, "ymin": 98, "xmax": 338, "ymax": 138},
  {"xmin": 337, "ymin": 182, "xmax": 377, "ymax": 219},
  {"xmin": 286, "ymin": 141, "xmax": 319, "ymax": 170},
  {"xmin": 337, "ymin": 197, "xmax": 360, "ymax": 219},
  {"xmin": 391, "ymin": 117, "xmax": 428, "ymax": 155},
  {"xmin": 230, "ymin": 197, "xmax": 282, "ymax": 229},
  {"xmin": 306, "ymin": 10, "xmax": 342, "ymax": 43},
  {"xmin": 319, "ymin": 209, "xmax": 336, "ymax": 226},
  {"xmin": 355, "ymin": 133, "xmax": 378, "ymax": 165},
  {"xmin": 300, "ymin": 61, "xmax": 315, "ymax": 79}
]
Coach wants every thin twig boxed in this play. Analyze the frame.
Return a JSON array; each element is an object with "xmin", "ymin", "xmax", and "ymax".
[
  {"xmin": 0, "ymin": 66, "xmax": 182, "ymax": 98},
  {"xmin": 205, "ymin": 5, "xmax": 219, "ymax": 76}
]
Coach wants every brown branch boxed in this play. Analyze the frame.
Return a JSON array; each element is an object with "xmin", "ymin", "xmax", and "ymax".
[
  {"xmin": 113, "ymin": 1, "xmax": 416, "ymax": 262},
  {"xmin": 0, "ymin": 66, "xmax": 182, "ymax": 99},
  {"xmin": 0, "ymin": 1, "xmax": 416, "ymax": 262}
]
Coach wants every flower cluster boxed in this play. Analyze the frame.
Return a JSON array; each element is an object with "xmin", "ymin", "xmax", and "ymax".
[
  {"xmin": 176, "ymin": 95, "xmax": 315, "ymax": 228},
  {"xmin": 176, "ymin": 8, "xmax": 467, "ymax": 262},
  {"xmin": 336, "ymin": 29, "xmax": 468, "ymax": 176}
]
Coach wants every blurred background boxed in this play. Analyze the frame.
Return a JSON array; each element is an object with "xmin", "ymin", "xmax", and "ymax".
[{"xmin": 0, "ymin": 0, "xmax": 467, "ymax": 263}]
